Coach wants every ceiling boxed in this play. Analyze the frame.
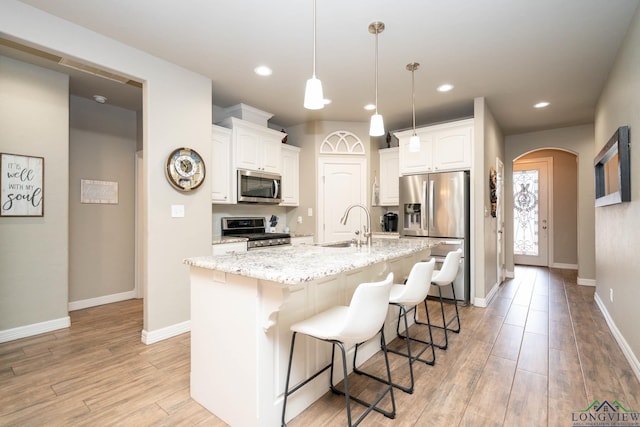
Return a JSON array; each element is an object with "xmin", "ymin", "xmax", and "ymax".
[{"xmin": 6, "ymin": 0, "xmax": 640, "ymax": 135}]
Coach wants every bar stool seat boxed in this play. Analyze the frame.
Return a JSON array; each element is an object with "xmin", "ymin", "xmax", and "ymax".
[
  {"xmin": 354, "ymin": 259, "xmax": 436, "ymax": 394},
  {"xmin": 281, "ymin": 273, "xmax": 396, "ymax": 427},
  {"xmin": 423, "ymin": 248, "xmax": 462, "ymax": 350}
]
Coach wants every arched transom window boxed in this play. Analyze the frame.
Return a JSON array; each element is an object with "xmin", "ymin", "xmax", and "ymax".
[{"xmin": 320, "ymin": 131, "xmax": 365, "ymax": 155}]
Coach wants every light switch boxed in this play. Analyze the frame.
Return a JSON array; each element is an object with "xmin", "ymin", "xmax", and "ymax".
[
  {"xmin": 307, "ymin": 207, "xmax": 313, "ymax": 217},
  {"xmin": 171, "ymin": 204, "xmax": 185, "ymax": 218}
]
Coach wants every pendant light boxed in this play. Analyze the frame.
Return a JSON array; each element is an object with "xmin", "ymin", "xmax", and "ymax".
[
  {"xmin": 368, "ymin": 21, "xmax": 385, "ymax": 136},
  {"xmin": 304, "ymin": 0, "xmax": 324, "ymax": 110},
  {"xmin": 407, "ymin": 62, "xmax": 421, "ymax": 152}
]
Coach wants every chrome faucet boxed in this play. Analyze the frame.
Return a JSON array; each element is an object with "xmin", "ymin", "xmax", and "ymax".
[{"xmin": 340, "ymin": 203, "xmax": 372, "ymax": 249}]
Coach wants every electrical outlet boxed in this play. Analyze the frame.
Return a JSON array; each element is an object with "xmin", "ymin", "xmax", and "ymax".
[
  {"xmin": 610, "ymin": 288, "xmax": 614, "ymax": 303},
  {"xmin": 297, "ymin": 216, "xmax": 303, "ymax": 224}
]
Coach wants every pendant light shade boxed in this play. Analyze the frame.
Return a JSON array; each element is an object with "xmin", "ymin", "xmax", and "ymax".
[
  {"xmin": 369, "ymin": 22, "xmax": 385, "ymax": 136},
  {"xmin": 407, "ymin": 62, "xmax": 421, "ymax": 152},
  {"xmin": 409, "ymin": 135, "xmax": 421, "ymax": 152},
  {"xmin": 304, "ymin": 0, "xmax": 324, "ymax": 110},
  {"xmin": 370, "ymin": 113, "xmax": 385, "ymax": 136},
  {"xmin": 304, "ymin": 77, "xmax": 324, "ymax": 110}
]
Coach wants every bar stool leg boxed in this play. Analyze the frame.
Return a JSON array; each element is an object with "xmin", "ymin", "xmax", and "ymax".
[{"xmin": 428, "ymin": 284, "xmax": 461, "ymax": 350}]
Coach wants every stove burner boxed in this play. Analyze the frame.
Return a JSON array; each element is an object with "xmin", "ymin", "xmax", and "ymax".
[{"xmin": 221, "ymin": 217, "xmax": 291, "ymax": 249}]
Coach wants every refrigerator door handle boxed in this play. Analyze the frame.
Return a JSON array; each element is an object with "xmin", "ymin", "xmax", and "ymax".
[
  {"xmin": 429, "ymin": 179, "xmax": 435, "ymax": 230},
  {"xmin": 421, "ymin": 179, "xmax": 428, "ymax": 231}
]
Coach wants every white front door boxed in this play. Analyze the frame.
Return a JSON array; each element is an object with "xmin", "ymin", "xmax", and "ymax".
[
  {"xmin": 513, "ymin": 158, "xmax": 551, "ymax": 266},
  {"xmin": 317, "ymin": 157, "xmax": 367, "ymax": 243}
]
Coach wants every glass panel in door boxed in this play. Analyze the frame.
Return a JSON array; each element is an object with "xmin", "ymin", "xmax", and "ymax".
[{"xmin": 513, "ymin": 159, "xmax": 549, "ymax": 266}]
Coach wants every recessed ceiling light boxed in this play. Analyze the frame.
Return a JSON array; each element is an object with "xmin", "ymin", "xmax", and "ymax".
[
  {"xmin": 534, "ymin": 101, "xmax": 550, "ymax": 108},
  {"xmin": 254, "ymin": 65, "xmax": 272, "ymax": 76},
  {"xmin": 364, "ymin": 103, "xmax": 376, "ymax": 111},
  {"xmin": 93, "ymin": 95, "xmax": 107, "ymax": 104},
  {"xmin": 437, "ymin": 83, "xmax": 454, "ymax": 92}
]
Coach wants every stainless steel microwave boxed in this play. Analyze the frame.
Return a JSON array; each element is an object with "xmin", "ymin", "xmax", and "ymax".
[{"xmin": 237, "ymin": 169, "xmax": 282, "ymax": 203}]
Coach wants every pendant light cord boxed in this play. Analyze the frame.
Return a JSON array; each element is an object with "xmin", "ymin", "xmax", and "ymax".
[
  {"xmin": 374, "ymin": 29, "xmax": 379, "ymax": 114},
  {"xmin": 411, "ymin": 66, "xmax": 416, "ymax": 136},
  {"xmin": 312, "ymin": 0, "xmax": 317, "ymax": 78}
]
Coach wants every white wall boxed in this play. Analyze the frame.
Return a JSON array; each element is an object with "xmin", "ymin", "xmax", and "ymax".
[
  {"xmin": 1, "ymin": 0, "xmax": 212, "ymax": 341},
  {"xmin": 473, "ymin": 97, "xmax": 505, "ymax": 305},
  {"xmin": 505, "ymin": 124, "xmax": 595, "ymax": 283},
  {"xmin": 594, "ymin": 6, "xmax": 640, "ymax": 369},
  {"xmin": 0, "ymin": 56, "xmax": 70, "ymax": 337}
]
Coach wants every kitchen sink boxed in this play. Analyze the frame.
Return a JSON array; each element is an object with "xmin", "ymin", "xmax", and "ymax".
[{"xmin": 320, "ymin": 241, "xmax": 355, "ymax": 248}]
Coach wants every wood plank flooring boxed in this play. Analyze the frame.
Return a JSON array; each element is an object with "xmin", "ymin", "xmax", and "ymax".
[{"xmin": 1, "ymin": 266, "xmax": 639, "ymax": 426}]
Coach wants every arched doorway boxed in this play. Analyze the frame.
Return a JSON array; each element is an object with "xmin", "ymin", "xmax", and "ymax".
[{"xmin": 512, "ymin": 149, "xmax": 578, "ymax": 268}]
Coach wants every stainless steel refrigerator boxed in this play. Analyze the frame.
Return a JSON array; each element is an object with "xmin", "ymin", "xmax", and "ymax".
[{"xmin": 399, "ymin": 171, "xmax": 470, "ymax": 303}]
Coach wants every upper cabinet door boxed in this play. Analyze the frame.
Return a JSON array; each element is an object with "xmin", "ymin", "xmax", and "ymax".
[
  {"xmin": 232, "ymin": 120, "xmax": 282, "ymax": 174},
  {"xmin": 398, "ymin": 131, "xmax": 434, "ymax": 175},
  {"xmin": 378, "ymin": 147, "xmax": 399, "ymax": 206},
  {"xmin": 211, "ymin": 125, "xmax": 234, "ymax": 204},
  {"xmin": 280, "ymin": 144, "xmax": 300, "ymax": 206},
  {"xmin": 395, "ymin": 118, "xmax": 473, "ymax": 175},
  {"xmin": 432, "ymin": 124, "xmax": 472, "ymax": 171},
  {"xmin": 260, "ymin": 133, "xmax": 282, "ymax": 174},
  {"xmin": 235, "ymin": 127, "xmax": 262, "ymax": 171}
]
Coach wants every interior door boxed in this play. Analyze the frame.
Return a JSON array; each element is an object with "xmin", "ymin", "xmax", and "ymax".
[
  {"xmin": 318, "ymin": 157, "xmax": 367, "ymax": 243},
  {"xmin": 513, "ymin": 159, "xmax": 550, "ymax": 266},
  {"xmin": 496, "ymin": 158, "xmax": 505, "ymax": 283}
]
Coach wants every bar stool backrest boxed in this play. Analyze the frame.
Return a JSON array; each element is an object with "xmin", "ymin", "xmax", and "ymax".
[
  {"xmin": 398, "ymin": 259, "xmax": 436, "ymax": 305},
  {"xmin": 432, "ymin": 248, "xmax": 462, "ymax": 285},
  {"xmin": 341, "ymin": 272, "xmax": 394, "ymax": 344}
]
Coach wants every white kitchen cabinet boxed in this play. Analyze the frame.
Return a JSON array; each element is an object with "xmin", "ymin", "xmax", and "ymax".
[
  {"xmin": 212, "ymin": 241, "xmax": 247, "ymax": 255},
  {"xmin": 221, "ymin": 117, "xmax": 283, "ymax": 174},
  {"xmin": 290, "ymin": 235, "xmax": 314, "ymax": 245},
  {"xmin": 211, "ymin": 125, "xmax": 234, "ymax": 204},
  {"xmin": 280, "ymin": 144, "xmax": 300, "ymax": 206},
  {"xmin": 395, "ymin": 118, "xmax": 473, "ymax": 175},
  {"xmin": 378, "ymin": 147, "xmax": 399, "ymax": 206}
]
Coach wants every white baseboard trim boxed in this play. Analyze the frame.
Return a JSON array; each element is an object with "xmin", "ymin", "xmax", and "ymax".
[
  {"xmin": 505, "ymin": 270, "xmax": 514, "ymax": 279},
  {"xmin": 577, "ymin": 277, "xmax": 596, "ymax": 287},
  {"xmin": 594, "ymin": 292, "xmax": 640, "ymax": 382},
  {"xmin": 474, "ymin": 282, "xmax": 500, "ymax": 308},
  {"xmin": 142, "ymin": 320, "xmax": 190, "ymax": 345},
  {"xmin": 68, "ymin": 290, "xmax": 137, "ymax": 311},
  {"xmin": 0, "ymin": 316, "xmax": 70, "ymax": 343},
  {"xmin": 551, "ymin": 262, "xmax": 578, "ymax": 270}
]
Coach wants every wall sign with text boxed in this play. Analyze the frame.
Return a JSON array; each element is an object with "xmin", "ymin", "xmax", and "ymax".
[{"xmin": 0, "ymin": 153, "xmax": 44, "ymax": 217}]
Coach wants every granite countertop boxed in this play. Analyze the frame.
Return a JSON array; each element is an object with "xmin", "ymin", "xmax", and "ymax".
[
  {"xmin": 185, "ymin": 238, "xmax": 434, "ymax": 285},
  {"xmin": 290, "ymin": 232, "xmax": 314, "ymax": 238},
  {"xmin": 211, "ymin": 236, "xmax": 248, "ymax": 245}
]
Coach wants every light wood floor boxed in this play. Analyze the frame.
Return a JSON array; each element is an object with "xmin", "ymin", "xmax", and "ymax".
[{"xmin": 1, "ymin": 266, "xmax": 639, "ymax": 426}]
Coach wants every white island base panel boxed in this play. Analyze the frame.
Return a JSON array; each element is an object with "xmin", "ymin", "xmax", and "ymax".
[{"xmin": 189, "ymin": 246, "xmax": 430, "ymax": 427}]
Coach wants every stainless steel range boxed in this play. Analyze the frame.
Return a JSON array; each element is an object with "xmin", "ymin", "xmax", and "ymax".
[{"xmin": 221, "ymin": 217, "xmax": 291, "ymax": 249}]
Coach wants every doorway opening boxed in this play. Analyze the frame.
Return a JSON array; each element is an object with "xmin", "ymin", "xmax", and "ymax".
[{"xmin": 512, "ymin": 149, "xmax": 578, "ymax": 268}]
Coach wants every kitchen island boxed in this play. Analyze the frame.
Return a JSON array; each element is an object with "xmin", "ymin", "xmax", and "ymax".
[{"xmin": 184, "ymin": 238, "xmax": 432, "ymax": 426}]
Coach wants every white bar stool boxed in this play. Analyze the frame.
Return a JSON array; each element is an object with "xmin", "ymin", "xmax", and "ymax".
[
  {"xmin": 416, "ymin": 248, "xmax": 462, "ymax": 350},
  {"xmin": 354, "ymin": 259, "xmax": 436, "ymax": 394},
  {"xmin": 281, "ymin": 273, "xmax": 396, "ymax": 427}
]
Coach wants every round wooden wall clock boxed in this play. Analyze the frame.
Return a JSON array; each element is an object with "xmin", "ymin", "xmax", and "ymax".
[{"xmin": 165, "ymin": 147, "xmax": 206, "ymax": 192}]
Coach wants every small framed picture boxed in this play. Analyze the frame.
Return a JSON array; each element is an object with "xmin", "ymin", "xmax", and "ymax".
[
  {"xmin": 81, "ymin": 179, "xmax": 119, "ymax": 204},
  {"xmin": 0, "ymin": 153, "xmax": 44, "ymax": 217}
]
